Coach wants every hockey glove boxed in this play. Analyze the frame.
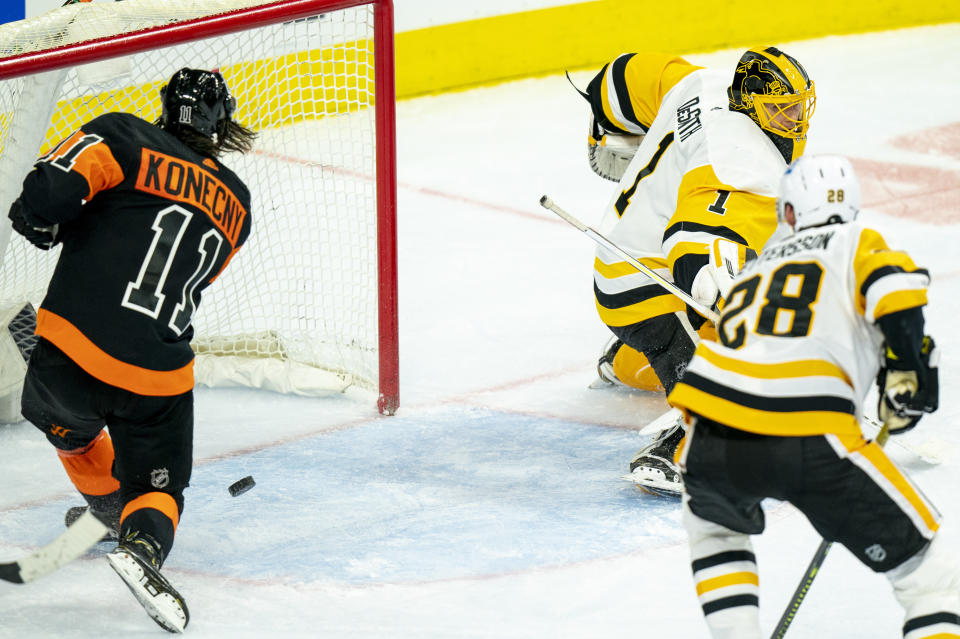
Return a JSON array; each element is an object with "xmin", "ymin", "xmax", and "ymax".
[
  {"xmin": 8, "ymin": 199, "xmax": 59, "ymax": 250},
  {"xmin": 587, "ymin": 115, "xmax": 644, "ymax": 182},
  {"xmin": 690, "ymin": 238, "xmax": 746, "ymax": 312},
  {"xmin": 877, "ymin": 335, "xmax": 939, "ymax": 434}
]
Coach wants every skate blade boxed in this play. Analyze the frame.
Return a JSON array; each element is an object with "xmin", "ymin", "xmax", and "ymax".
[
  {"xmin": 588, "ymin": 376, "xmax": 614, "ymax": 389},
  {"xmin": 620, "ymin": 471, "xmax": 683, "ymax": 498},
  {"xmin": 106, "ymin": 551, "xmax": 188, "ymax": 633}
]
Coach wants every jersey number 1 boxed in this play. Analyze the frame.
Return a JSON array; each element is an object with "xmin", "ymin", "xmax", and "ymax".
[{"xmin": 122, "ymin": 204, "xmax": 224, "ymax": 335}]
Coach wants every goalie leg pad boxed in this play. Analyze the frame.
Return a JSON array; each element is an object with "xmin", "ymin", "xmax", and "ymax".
[
  {"xmin": 0, "ymin": 302, "xmax": 37, "ymax": 423},
  {"xmin": 611, "ymin": 312, "xmax": 696, "ymax": 395}
]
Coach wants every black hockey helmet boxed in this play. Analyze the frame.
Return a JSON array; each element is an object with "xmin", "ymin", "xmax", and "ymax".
[
  {"xmin": 159, "ymin": 68, "xmax": 237, "ymax": 138},
  {"xmin": 727, "ymin": 47, "xmax": 815, "ymax": 163}
]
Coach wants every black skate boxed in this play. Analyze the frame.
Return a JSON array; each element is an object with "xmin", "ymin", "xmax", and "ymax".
[
  {"xmin": 106, "ymin": 532, "xmax": 189, "ymax": 633},
  {"xmin": 627, "ymin": 419, "xmax": 685, "ymax": 497},
  {"xmin": 590, "ymin": 337, "xmax": 630, "ymax": 389}
]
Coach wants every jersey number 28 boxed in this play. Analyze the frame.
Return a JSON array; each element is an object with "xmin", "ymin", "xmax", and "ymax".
[{"xmin": 718, "ymin": 262, "xmax": 824, "ymax": 349}]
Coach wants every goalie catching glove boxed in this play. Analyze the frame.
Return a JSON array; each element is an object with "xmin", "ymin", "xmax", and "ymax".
[
  {"xmin": 587, "ymin": 115, "xmax": 645, "ymax": 182},
  {"xmin": 8, "ymin": 199, "xmax": 59, "ymax": 250},
  {"xmin": 877, "ymin": 335, "xmax": 939, "ymax": 434}
]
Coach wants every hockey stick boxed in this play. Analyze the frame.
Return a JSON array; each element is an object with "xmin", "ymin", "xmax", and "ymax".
[
  {"xmin": 539, "ymin": 195, "xmax": 720, "ymax": 323},
  {"xmin": 769, "ymin": 423, "xmax": 890, "ymax": 638},
  {"xmin": 863, "ymin": 415, "xmax": 942, "ymax": 465},
  {"xmin": 0, "ymin": 510, "xmax": 108, "ymax": 584}
]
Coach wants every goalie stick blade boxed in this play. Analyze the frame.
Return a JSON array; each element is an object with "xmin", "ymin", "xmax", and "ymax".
[{"xmin": 0, "ymin": 510, "xmax": 109, "ymax": 584}]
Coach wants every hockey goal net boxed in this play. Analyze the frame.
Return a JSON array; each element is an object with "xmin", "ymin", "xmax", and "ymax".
[{"xmin": 0, "ymin": 0, "xmax": 399, "ymax": 414}]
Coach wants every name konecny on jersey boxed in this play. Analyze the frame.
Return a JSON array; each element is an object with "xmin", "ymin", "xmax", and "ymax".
[{"xmin": 136, "ymin": 148, "xmax": 247, "ymax": 246}]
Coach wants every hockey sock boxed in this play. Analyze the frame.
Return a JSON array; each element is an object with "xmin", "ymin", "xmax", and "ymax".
[
  {"xmin": 684, "ymin": 503, "xmax": 762, "ymax": 639},
  {"xmin": 888, "ymin": 535, "xmax": 960, "ymax": 638},
  {"xmin": 120, "ymin": 492, "xmax": 180, "ymax": 565},
  {"xmin": 57, "ymin": 430, "xmax": 121, "ymax": 511}
]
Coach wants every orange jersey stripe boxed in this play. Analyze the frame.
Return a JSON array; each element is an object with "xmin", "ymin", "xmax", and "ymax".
[
  {"xmin": 45, "ymin": 130, "xmax": 125, "ymax": 200},
  {"xmin": 121, "ymin": 492, "xmax": 180, "ymax": 531},
  {"xmin": 56, "ymin": 430, "xmax": 120, "ymax": 496},
  {"xmin": 36, "ymin": 308, "xmax": 194, "ymax": 396}
]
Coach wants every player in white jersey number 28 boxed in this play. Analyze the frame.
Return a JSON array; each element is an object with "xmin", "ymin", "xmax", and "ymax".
[{"xmin": 668, "ymin": 155, "xmax": 960, "ymax": 639}]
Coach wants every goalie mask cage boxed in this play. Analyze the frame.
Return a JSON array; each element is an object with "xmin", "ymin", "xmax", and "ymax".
[{"xmin": 0, "ymin": 0, "xmax": 399, "ymax": 414}]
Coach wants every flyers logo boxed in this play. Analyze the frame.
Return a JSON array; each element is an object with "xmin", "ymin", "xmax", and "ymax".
[{"xmin": 135, "ymin": 148, "xmax": 247, "ymax": 246}]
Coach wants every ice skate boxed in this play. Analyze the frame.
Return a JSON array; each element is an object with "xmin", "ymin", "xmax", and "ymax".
[
  {"xmin": 590, "ymin": 337, "xmax": 630, "ymax": 389},
  {"xmin": 627, "ymin": 418, "xmax": 685, "ymax": 497},
  {"xmin": 106, "ymin": 532, "xmax": 189, "ymax": 633}
]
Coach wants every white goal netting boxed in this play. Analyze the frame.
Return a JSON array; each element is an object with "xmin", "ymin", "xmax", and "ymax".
[{"xmin": 0, "ymin": 0, "xmax": 394, "ymax": 401}]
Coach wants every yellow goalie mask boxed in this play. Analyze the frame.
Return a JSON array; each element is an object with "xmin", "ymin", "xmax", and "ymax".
[{"xmin": 728, "ymin": 46, "xmax": 816, "ymax": 163}]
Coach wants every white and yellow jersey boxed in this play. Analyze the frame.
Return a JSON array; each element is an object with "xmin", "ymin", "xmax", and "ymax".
[
  {"xmin": 668, "ymin": 221, "xmax": 930, "ymax": 437},
  {"xmin": 592, "ymin": 53, "xmax": 791, "ymax": 328}
]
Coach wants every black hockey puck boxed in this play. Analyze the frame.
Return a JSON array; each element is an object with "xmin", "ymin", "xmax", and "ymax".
[{"xmin": 228, "ymin": 476, "xmax": 255, "ymax": 497}]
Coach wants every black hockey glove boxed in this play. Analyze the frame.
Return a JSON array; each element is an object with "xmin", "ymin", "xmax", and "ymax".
[
  {"xmin": 8, "ymin": 199, "xmax": 59, "ymax": 250},
  {"xmin": 876, "ymin": 335, "xmax": 939, "ymax": 434}
]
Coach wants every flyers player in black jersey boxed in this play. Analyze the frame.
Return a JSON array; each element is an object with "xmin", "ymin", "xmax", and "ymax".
[{"xmin": 8, "ymin": 68, "xmax": 255, "ymax": 633}]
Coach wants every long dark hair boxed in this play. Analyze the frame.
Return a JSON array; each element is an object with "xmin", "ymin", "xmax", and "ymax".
[{"xmin": 164, "ymin": 118, "xmax": 257, "ymax": 159}]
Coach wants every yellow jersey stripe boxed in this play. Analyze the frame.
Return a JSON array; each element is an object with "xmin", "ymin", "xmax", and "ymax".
[
  {"xmin": 594, "ymin": 256, "xmax": 668, "ymax": 279},
  {"xmin": 595, "ymin": 295, "xmax": 685, "ymax": 327},
  {"xmin": 669, "ymin": 382, "xmax": 861, "ymax": 437},
  {"xmin": 695, "ymin": 344, "xmax": 852, "ymax": 386},
  {"xmin": 857, "ymin": 440, "xmax": 940, "ymax": 534},
  {"xmin": 873, "ymin": 289, "xmax": 928, "ymax": 319},
  {"xmin": 695, "ymin": 571, "xmax": 759, "ymax": 595}
]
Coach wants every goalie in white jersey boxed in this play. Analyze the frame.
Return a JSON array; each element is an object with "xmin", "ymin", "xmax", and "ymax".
[
  {"xmin": 668, "ymin": 155, "xmax": 960, "ymax": 639},
  {"xmin": 581, "ymin": 46, "xmax": 815, "ymax": 494}
]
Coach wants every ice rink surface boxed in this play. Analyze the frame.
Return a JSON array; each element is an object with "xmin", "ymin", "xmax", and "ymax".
[{"xmin": 2, "ymin": 23, "xmax": 960, "ymax": 638}]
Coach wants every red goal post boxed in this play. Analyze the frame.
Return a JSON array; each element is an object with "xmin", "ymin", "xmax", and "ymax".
[{"xmin": 0, "ymin": 0, "xmax": 399, "ymax": 414}]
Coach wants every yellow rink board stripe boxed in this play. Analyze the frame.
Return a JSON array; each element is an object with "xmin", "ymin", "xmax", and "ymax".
[
  {"xmin": 22, "ymin": 1, "xmax": 960, "ymax": 152},
  {"xmin": 395, "ymin": 0, "xmax": 960, "ymax": 98}
]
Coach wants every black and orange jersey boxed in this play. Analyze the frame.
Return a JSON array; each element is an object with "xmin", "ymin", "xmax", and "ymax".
[{"xmin": 16, "ymin": 112, "xmax": 251, "ymax": 396}]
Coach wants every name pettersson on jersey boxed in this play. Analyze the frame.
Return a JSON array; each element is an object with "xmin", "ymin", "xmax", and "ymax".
[
  {"xmin": 751, "ymin": 229, "xmax": 835, "ymax": 267},
  {"xmin": 134, "ymin": 148, "xmax": 248, "ymax": 246}
]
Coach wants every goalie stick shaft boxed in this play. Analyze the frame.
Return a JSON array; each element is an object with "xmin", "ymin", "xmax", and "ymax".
[
  {"xmin": 0, "ymin": 509, "xmax": 108, "ymax": 584},
  {"xmin": 769, "ymin": 423, "xmax": 890, "ymax": 638},
  {"xmin": 539, "ymin": 195, "xmax": 720, "ymax": 323},
  {"xmin": 864, "ymin": 415, "xmax": 941, "ymax": 465}
]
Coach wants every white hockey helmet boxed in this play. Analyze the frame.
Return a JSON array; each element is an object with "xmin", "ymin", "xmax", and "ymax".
[{"xmin": 776, "ymin": 154, "xmax": 860, "ymax": 231}]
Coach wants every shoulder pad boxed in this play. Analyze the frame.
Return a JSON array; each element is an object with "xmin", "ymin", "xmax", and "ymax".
[{"xmin": 702, "ymin": 111, "xmax": 785, "ymax": 195}]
